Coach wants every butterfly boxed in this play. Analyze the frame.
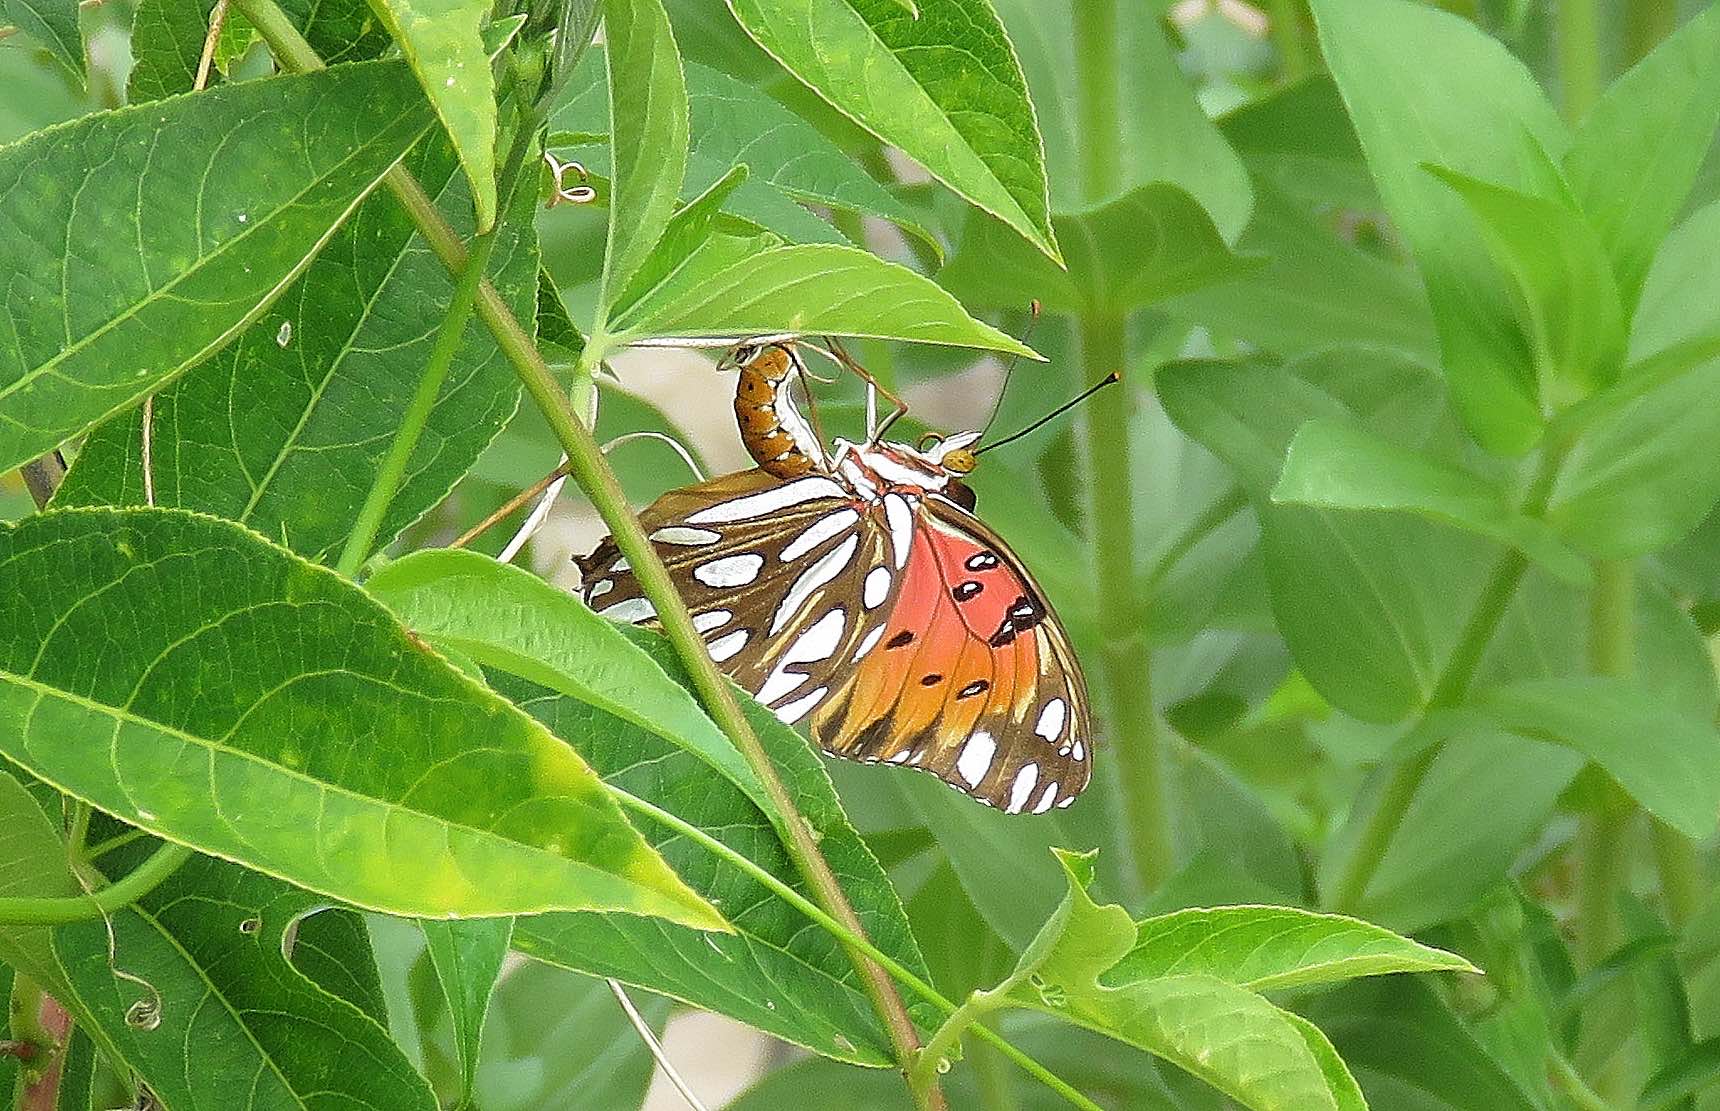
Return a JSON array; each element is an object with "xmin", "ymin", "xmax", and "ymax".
[{"xmin": 577, "ymin": 341, "xmax": 1091, "ymax": 814}]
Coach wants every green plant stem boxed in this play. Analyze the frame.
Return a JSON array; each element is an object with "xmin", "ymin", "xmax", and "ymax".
[
  {"xmin": 1557, "ymin": 0, "xmax": 1602, "ymax": 123},
  {"xmin": 1574, "ymin": 560, "xmax": 1638, "ymax": 973},
  {"xmin": 232, "ymin": 3, "xmax": 936, "ymax": 1101},
  {"xmin": 1328, "ymin": 448, "xmax": 1568, "ymax": 913},
  {"xmin": 1266, "ymin": 0, "xmax": 1310, "ymax": 83},
  {"xmin": 0, "ymin": 844, "xmax": 191, "ymax": 926},
  {"xmin": 1550, "ymin": 1050, "xmax": 1614, "ymax": 1111},
  {"xmin": 609, "ymin": 787, "xmax": 1102, "ymax": 1111},
  {"xmin": 1651, "ymin": 818, "xmax": 1702, "ymax": 930}
]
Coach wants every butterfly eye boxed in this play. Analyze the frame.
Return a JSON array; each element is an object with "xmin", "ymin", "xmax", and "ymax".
[
  {"xmin": 943, "ymin": 448, "xmax": 977, "ymax": 474},
  {"xmin": 725, "ymin": 343, "xmax": 760, "ymax": 368}
]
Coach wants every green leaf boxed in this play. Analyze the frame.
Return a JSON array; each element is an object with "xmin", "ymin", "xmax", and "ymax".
[
  {"xmin": 1426, "ymin": 165, "xmax": 1626, "ymax": 399},
  {"xmin": 1309, "ymin": 0, "xmax": 1570, "ymax": 454},
  {"xmin": 0, "ymin": 61, "xmax": 432, "ymax": 475},
  {"xmin": 53, "ymin": 853, "xmax": 436, "ymax": 1110},
  {"xmin": 499, "ymin": 633, "xmax": 936, "ymax": 1067},
  {"xmin": 366, "ymin": 0, "xmax": 495, "ymax": 230},
  {"xmin": 1542, "ymin": 350, "xmax": 1720, "ymax": 558},
  {"xmin": 0, "ymin": 769, "xmax": 81, "ymax": 1000},
  {"xmin": 936, "ymin": 184, "xmax": 1261, "ymax": 316},
  {"xmin": 609, "ymin": 163, "xmax": 750, "ymax": 322},
  {"xmin": 553, "ymin": 50, "xmax": 935, "ymax": 250},
  {"xmin": 54, "ymin": 135, "xmax": 539, "ymax": 566},
  {"xmin": 1473, "ymin": 677, "xmax": 1720, "ymax": 839},
  {"xmin": 1282, "ymin": 1011, "xmax": 1368, "ymax": 1111},
  {"xmin": 0, "ymin": 0, "xmax": 81, "ymax": 78},
  {"xmin": 364, "ymin": 548, "xmax": 776, "ymax": 823},
  {"xmin": 1641, "ymin": 1038, "xmax": 1720, "ymax": 1110},
  {"xmin": 422, "ymin": 917, "xmax": 514, "ymax": 1108},
  {"xmin": 614, "ymin": 242, "xmax": 1035, "ymax": 356},
  {"xmin": 1564, "ymin": 7, "xmax": 1720, "ymax": 312},
  {"xmin": 601, "ymin": 0, "xmax": 690, "ymax": 313},
  {"xmin": 1337, "ymin": 726, "xmax": 1585, "ymax": 932},
  {"xmin": 128, "ymin": 0, "xmax": 390, "ymax": 101},
  {"xmin": 1634, "ymin": 200, "xmax": 1720, "ymax": 360},
  {"xmin": 726, "ymin": 0, "xmax": 1059, "ymax": 263},
  {"xmin": 1007, "ymin": 850, "xmax": 1358, "ymax": 1110},
  {"xmin": 0, "ymin": 508, "xmax": 721, "ymax": 927},
  {"xmin": 1112, "ymin": 906, "xmax": 1475, "ymax": 994},
  {"xmin": 1273, "ymin": 419, "xmax": 1588, "ymax": 583}
]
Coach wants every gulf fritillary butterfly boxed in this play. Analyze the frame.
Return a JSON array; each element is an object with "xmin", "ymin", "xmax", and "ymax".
[{"xmin": 577, "ymin": 342, "xmax": 1091, "ymax": 814}]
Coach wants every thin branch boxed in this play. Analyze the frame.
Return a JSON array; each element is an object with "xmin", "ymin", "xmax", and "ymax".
[
  {"xmin": 450, "ymin": 461, "xmax": 574, "ymax": 550},
  {"xmin": 193, "ymin": 0, "xmax": 229, "ymax": 90},
  {"xmin": 606, "ymin": 980, "xmax": 709, "ymax": 1111},
  {"xmin": 0, "ymin": 843, "xmax": 192, "ymax": 925}
]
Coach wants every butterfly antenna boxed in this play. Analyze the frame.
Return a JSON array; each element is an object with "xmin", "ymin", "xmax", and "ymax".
[
  {"xmin": 979, "ymin": 299, "xmax": 1042, "ymax": 439},
  {"xmin": 973, "ymin": 369, "xmax": 1120, "ymax": 456}
]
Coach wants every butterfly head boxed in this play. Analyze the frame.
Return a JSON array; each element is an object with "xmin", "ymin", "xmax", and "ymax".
[{"xmin": 718, "ymin": 341, "xmax": 795, "ymax": 381}]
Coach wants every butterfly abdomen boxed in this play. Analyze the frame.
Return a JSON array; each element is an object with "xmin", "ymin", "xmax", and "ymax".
[{"xmin": 733, "ymin": 345, "xmax": 820, "ymax": 479}]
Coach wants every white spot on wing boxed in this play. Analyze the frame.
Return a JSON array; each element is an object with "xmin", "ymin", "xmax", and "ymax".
[
  {"xmin": 883, "ymin": 493, "xmax": 914, "ymax": 569},
  {"xmin": 956, "ymin": 731, "xmax": 995, "ymax": 787},
  {"xmin": 694, "ymin": 553, "xmax": 765, "ymax": 587},
  {"xmin": 1007, "ymin": 763, "xmax": 1039, "ymax": 814},
  {"xmin": 651, "ymin": 526, "xmax": 721, "ymax": 545},
  {"xmin": 586, "ymin": 579, "xmax": 613, "ymax": 601},
  {"xmin": 1072, "ymin": 740, "xmax": 1085, "ymax": 762},
  {"xmin": 693, "ymin": 610, "xmax": 732, "ymax": 633},
  {"xmin": 863, "ymin": 566, "xmax": 891, "ymax": 609},
  {"xmin": 770, "ymin": 535, "xmax": 859, "ymax": 634},
  {"xmin": 851, "ymin": 624, "xmax": 885, "ymax": 662},
  {"xmin": 1057, "ymin": 795, "xmax": 1077, "ymax": 808},
  {"xmin": 686, "ymin": 477, "xmax": 846, "ymax": 524},
  {"xmin": 1035, "ymin": 698, "xmax": 1066, "ymax": 742},
  {"xmin": 1033, "ymin": 781, "xmax": 1059, "ymax": 814},
  {"xmin": 708, "ymin": 628, "xmax": 750, "ymax": 662},
  {"xmin": 888, "ymin": 749, "xmax": 911, "ymax": 764},
  {"xmin": 600, "ymin": 598, "xmax": 655, "ymax": 624},
  {"xmin": 774, "ymin": 686, "xmax": 828, "ymax": 725},
  {"xmin": 756, "ymin": 608, "xmax": 847, "ymax": 705},
  {"xmin": 779, "ymin": 509, "xmax": 859, "ymax": 562}
]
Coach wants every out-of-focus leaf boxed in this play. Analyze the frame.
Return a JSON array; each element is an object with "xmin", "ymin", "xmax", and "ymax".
[
  {"xmin": 1474, "ymin": 677, "xmax": 1720, "ymax": 839},
  {"xmin": 0, "ymin": 508, "xmax": 721, "ymax": 926},
  {"xmin": 1003, "ymin": 851, "xmax": 1361, "ymax": 1110},
  {"xmin": 1, "ymin": 0, "xmax": 81, "ymax": 78},
  {"xmin": 55, "ymin": 136, "xmax": 538, "ymax": 566},
  {"xmin": 365, "ymin": 548, "xmax": 774, "ymax": 821},
  {"xmin": 1641, "ymin": 1038, "xmax": 1720, "ymax": 1110},
  {"xmin": 421, "ymin": 917, "xmax": 514, "ymax": 1109},
  {"xmin": 1564, "ymin": 7, "xmax": 1720, "ymax": 311},
  {"xmin": 1310, "ymin": 0, "xmax": 1569, "ymax": 453},
  {"xmin": 727, "ymin": 0, "xmax": 1059, "ymax": 262},
  {"xmin": 994, "ymin": 0, "xmax": 1252, "ymax": 236},
  {"xmin": 1426, "ymin": 166, "xmax": 1626, "ymax": 397},
  {"xmin": 501, "ymin": 629, "xmax": 936, "ymax": 1066},
  {"xmin": 613, "ymin": 243, "xmax": 1036, "ymax": 356},
  {"xmin": 601, "ymin": 0, "xmax": 689, "ymax": 311},
  {"xmin": 0, "ymin": 61, "xmax": 432, "ymax": 474},
  {"xmin": 1113, "ymin": 906, "xmax": 1475, "ymax": 993},
  {"xmin": 937, "ymin": 184, "xmax": 1260, "ymax": 315},
  {"xmin": 1273, "ymin": 419, "xmax": 1587, "ymax": 582},
  {"xmin": 367, "ymin": 0, "xmax": 495, "ymax": 229},
  {"xmin": 1632, "ymin": 200, "xmax": 1720, "ymax": 359}
]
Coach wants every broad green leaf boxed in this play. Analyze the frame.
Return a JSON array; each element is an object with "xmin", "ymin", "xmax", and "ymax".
[
  {"xmin": 55, "ymin": 136, "xmax": 539, "ymax": 565},
  {"xmin": 727, "ymin": 0, "xmax": 1059, "ymax": 262},
  {"xmin": 0, "ymin": 508, "xmax": 721, "ymax": 927},
  {"xmin": 0, "ymin": 61, "xmax": 432, "ymax": 474},
  {"xmin": 1641, "ymin": 1038, "xmax": 1720, "ymax": 1111},
  {"xmin": 499, "ymin": 632, "xmax": 936, "ymax": 1066},
  {"xmin": 1338, "ymin": 726, "xmax": 1584, "ymax": 932},
  {"xmin": 0, "ymin": 0, "xmax": 80, "ymax": 77},
  {"xmin": 0, "ymin": 769, "xmax": 81, "ymax": 1001},
  {"xmin": 1426, "ymin": 166, "xmax": 1626, "ymax": 398},
  {"xmin": 937, "ymin": 184, "xmax": 1260, "ymax": 316},
  {"xmin": 601, "ymin": 0, "xmax": 689, "ymax": 312},
  {"xmin": 1633, "ymin": 200, "xmax": 1720, "ymax": 360},
  {"xmin": 1306, "ymin": 977, "xmax": 1546, "ymax": 1111},
  {"xmin": 614, "ymin": 243, "xmax": 1036, "ymax": 356},
  {"xmin": 422, "ymin": 917, "xmax": 514, "ymax": 1108},
  {"xmin": 1474, "ymin": 677, "xmax": 1720, "ymax": 839},
  {"xmin": 1112, "ymin": 906, "xmax": 1475, "ymax": 994},
  {"xmin": 1273, "ymin": 419, "xmax": 1587, "ymax": 583},
  {"xmin": 364, "ymin": 548, "xmax": 775, "ymax": 822},
  {"xmin": 1564, "ymin": 7, "xmax": 1720, "ymax": 312},
  {"xmin": 553, "ymin": 51, "xmax": 934, "ymax": 250},
  {"xmin": 53, "ymin": 853, "xmax": 436, "ymax": 1110},
  {"xmin": 1309, "ymin": 0, "xmax": 1569, "ymax": 454},
  {"xmin": 609, "ymin": 164, "xmax": 750, "ymax": 322},
  {"xmin": 55, "ymin": 136, "xmax": 536, "ymax": 567},
  {"xmin": 367, "ymin": 0, "xmax": 496, "ymax": 230},
  {"xmin": 1283, "ymin": 1011, "xmax": 1368, "ymax": 1111},
  {"xmin": 1542, "ymin": 350, "xmax": 1720, "ymax": 558},
  {"xmin": 1007, "ymin": 851, "xmax": 1356, "ymax": 1110}
]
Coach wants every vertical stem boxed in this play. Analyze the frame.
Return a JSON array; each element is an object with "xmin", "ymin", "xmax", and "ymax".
[
  {"xmin": 1651, "ymin": 820, "xmax": 1701, "ymax": 930},
  {"xmin": 1557, "ymin": 0, "xmax": 1603, "ymax": 123},
  {"xmin": 1266, "ymin": 0, "xmax": 1311, "ymax": 83},
  {"xmin": 1072, "ymin": 0, "xmax": 1172, "ymax": 894}
]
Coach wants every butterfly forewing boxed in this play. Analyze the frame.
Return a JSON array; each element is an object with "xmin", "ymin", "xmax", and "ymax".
[{"xmin": 579, "ymin": 469, "xmax": 905, "ymax": 722}]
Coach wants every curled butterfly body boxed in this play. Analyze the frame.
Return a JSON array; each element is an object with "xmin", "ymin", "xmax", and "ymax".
[{"xmin": 577, "ymin": 385, "xmax": 1093, "ymax": 813}]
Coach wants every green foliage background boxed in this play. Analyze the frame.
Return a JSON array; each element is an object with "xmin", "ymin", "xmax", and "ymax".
[{"xmin": 3, "ymin": 0, "xmax": 1720, "ymax": 1108}]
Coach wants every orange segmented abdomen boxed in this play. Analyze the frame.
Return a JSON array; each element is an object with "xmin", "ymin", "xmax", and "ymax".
[{"xmin": 732, "ymin": 344, "xmax": 820, "ymax": 478}]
